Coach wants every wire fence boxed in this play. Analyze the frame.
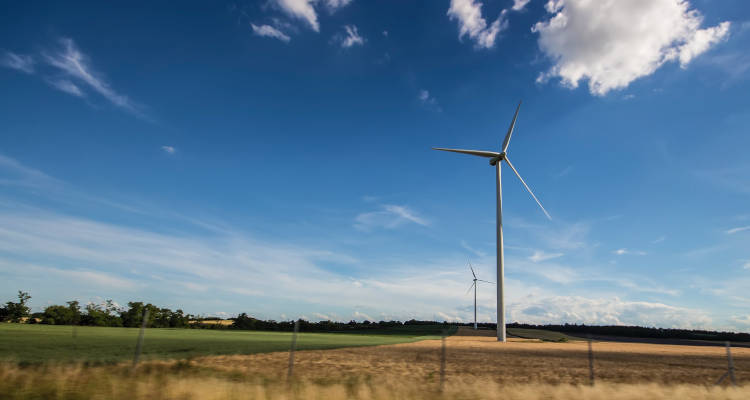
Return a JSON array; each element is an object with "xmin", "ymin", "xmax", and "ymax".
[{"xmin": 117, "ymin": 321, "xmax": 743, "ymax": 390}]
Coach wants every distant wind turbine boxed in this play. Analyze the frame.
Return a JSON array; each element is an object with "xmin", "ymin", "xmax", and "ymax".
[
  {"xmin": 434, "ymin": 101, "xmax": 551, "ymax": 342},
  {"xmin": 465, "ymin": 262, "xmax": 494, "ymax": 330}
]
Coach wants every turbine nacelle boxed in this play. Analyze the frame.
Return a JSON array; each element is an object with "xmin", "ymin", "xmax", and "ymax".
[{"xmin": 489, "ymin": 152, "xmax": 506, "ymax": 166}]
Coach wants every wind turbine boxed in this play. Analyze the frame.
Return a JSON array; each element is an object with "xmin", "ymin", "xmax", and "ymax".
[
  {"xmin": 434, "ymin": 101, "xmax": 551, "ymax": 342},
  {"xmin": 466, "ymin": 262, "xmax": 494, "ymax": 330}
]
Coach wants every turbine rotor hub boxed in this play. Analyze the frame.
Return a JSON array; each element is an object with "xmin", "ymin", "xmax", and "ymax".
[{"xmin": 489, "ymin": 152, "xmax": 506, "ymax": 166}]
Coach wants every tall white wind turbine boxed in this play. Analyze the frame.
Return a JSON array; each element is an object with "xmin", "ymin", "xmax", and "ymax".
[
  {"xmin": 434, "ymin": 101, "xmax": 551, "ymax": 342},
  {"xmin": 466, "ymin": 262, "xmax": 494, "ymax": 330}
]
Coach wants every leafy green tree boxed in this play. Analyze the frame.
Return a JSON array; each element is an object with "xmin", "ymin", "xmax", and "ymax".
[
  {"xmin": 41, "ymin": 301, "xmax": 82, "ymax": 325},
  {"xmin": 120, "ymin": 302, "xmax": 160, "ymax": 328},
  {"xmin": 82, "ymin": 300, "xmax": 123, "ymax": 327},
  {"xmin": 2, "ymin": 291, "xmax": 31, "ymax": 322}
]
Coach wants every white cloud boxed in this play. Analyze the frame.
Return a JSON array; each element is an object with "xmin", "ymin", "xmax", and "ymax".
[
  {"xmin": 46, "ymin": 79, "xmax": 84, "ymax": 97},
  {"xmin": 276, "ymin": 0, "xmax": 320, "ymax": 32},
  {"xmin": 509, "ymin": 296, "xmax": 712, "ymax": 329},
  {"xmin": 324, "ymin": 0, "xmax": 352, "ymax": 10},
  {"xmin": 652, "ymin": 236, "xmax": 666, "ymax": 244},
  {"xmin": 613, "ymin": 248, "xmax": 646, "ymax": 256},
  {"xmin": 447, "ymin": 0, "xmax": 508, "ymax": 49},
  {"xmin": 43, "ymin": 38, "xmax": 144, "ymax": 116},
  {"xmin": 532, "ymin": 0, "xmax": 731, "ymax": 95},
  {"xmin": 726, "ymin": 226, "xmax": 750, "ymax": 234},
  {"xmin": 338, "ymin": 25, "xmax": 365, "ymax": 48},
  {"xmin": 1, "ymin": 51, "xmax": 34, "ymax": 74},
  {"xmin": 354, "ymin": 204, "xmax": 429, "ymax": 231},
  {"xmin": 161, "ymin": 146, "xmax": 176, "ymax": 155},
  {"xmin": 251, "ymin": 24, "xmax": 291, "ymax": 42},
  {"xmin": 0, "ymin": 154, "xmax": 62, "ymax": 189},
  {"xmin": 528, "ymin": 250, "xmax": 564, "ymax": 263},
  {"xmin": 512, "ymin": 0, "xmax": 531, "ymax": 12},
  {"xmin": 743, "ymin": 261, "xmax": 750, "ymax": 270},
  {"xmin": 418, "ymin": 89, "xmax": 441, "ymax": 112},
  {"xmin": 273, "ymin": 0, "xmax": 352, "ymax": 33}
]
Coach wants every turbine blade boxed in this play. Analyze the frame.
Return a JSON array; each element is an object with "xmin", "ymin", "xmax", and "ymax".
[
  {"xmin": 501, "ymin": 100, "xmax": 522, "ymax": 153},
  {"xmin": 504, "ymin": 156, "xmax": 552, "ymax": 220},
  {"xmin": 433, "ymin": 148, "xmax": 499, "ymax": 158},
  {"xmin": 477, "ymin": 279, "xmax": 495, "ymax": 284},
  {"xmin": 465, "ymin": 281, "xmax": 476, "ymax": 295},
  {"xmin": 469, "ymin": 263, "xmax": 477, "ymax": 279}
]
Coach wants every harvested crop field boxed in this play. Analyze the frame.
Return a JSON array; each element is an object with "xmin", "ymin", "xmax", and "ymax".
[
  {"xmin": 199, "ymin": 327, "xmax": 750, "ymax": 385},
  {"xmin": 2, "ymin": 327, "xmax": 748, "ymax": 399}
]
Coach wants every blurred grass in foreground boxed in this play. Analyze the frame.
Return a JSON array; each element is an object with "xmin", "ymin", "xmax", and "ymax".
[{"xmin": 0, "ymin": 362, "xmax": 747, "ymax": 400}]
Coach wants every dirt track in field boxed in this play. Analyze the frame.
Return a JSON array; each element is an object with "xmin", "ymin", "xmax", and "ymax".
[{"xmin": 197, "ymin": 327, "xmax": 750, "ymax": 385}]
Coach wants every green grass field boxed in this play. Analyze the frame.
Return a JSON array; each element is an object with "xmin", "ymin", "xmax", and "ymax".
[{"xmin": 0, "ymin": 324, "xmax": 447, "ymax": 364}]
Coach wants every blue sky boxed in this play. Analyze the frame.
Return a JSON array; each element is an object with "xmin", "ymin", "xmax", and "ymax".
[{"xmin": 1, "ymin": 0, "xmax": 749, "ymax": 330}]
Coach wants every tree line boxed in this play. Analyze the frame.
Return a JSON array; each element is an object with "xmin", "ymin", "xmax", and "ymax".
[
  {"xmin": 3, "ymin": 291, "xmax": 748, "ymax": 341},
  {"xmin": 0, "ymin": 291, "xmax": 444, "ymax": 332},
  {"xmin": 1, "ymin": 291, "xmax": 190, "ymax": 328}
]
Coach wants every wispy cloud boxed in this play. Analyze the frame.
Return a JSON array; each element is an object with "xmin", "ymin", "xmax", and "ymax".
[
  {"xmin": 335, "ymin": 25, "xmax": 365, "ymax": 48},
  {"xmin": 354, "ymin": 204, "xmax": 429, "ymax": 231},
  {"xmin": 447, "ymin": 0, "xmax": 508, "ymax": 49},
  {"xmin": 460, "ymin": 240, "xmax": 487, "ymax": 258},
  {"xmin": 418, "ymin": 89, "xmax": 441, "ymax": 112},
  {"xmin": 161, "ymin": 146, "xmax": 176, "ymax": 155},
  {"xmin": 1, "ymin": 51, "xmax": 34, "ymax": 74},
  {"xmin": 726, "ymin": 226, "xmax": 750, "ymax": 235},
  {"xmin": 46, "ymin": 78, "xmax": 84, "ymax": 97},
  {"xmin": 613, "ymin": 248, "xmax": 647, "ymax": 256},
  {"xmin": 553, "ymin": 165, "xmax": 573, "ymax": 178},
  {"xmin": 43, "ymin": 38, "xmax": 146, "ymax": 117},
  {"xmin": 251, "ymin": 24, "xmax": 291, "ymax": 42},
  {"xmin": 742, "ymin": 260, "xmax": 750, "ymax": 270},
  {"xmin": 0, "ymin": 154, "xmax": 63, "ymax": 189},
  {"xmin": 652, "ymin": 236, "xmax": 666, "ymax": 244},
  {"xmin": 528, "ymin": 250, "xmax": 564, "ymax": 263}
]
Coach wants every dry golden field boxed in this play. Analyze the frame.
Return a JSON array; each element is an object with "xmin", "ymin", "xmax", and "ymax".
[{"xmin": 2, "ymin": 327, "xmax": 748, "ymax": 399}]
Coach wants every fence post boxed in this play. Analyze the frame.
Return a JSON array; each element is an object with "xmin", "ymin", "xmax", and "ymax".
[
  {"xmin": 439, "ymin": 332, "xmax": 447, "ymax": 392},
  {"xmin": 132, "ymin": 309, "xmax": 150, "ymax": 370},
  {"xmin": 287, "ymin": 319, "xmax": 300, "ymax": 383},
  {"xmin": 716, "ymin": 341, "xmax": 737, "ymax": 386},
  {"xmin": 587, "ymin": 335, "xmax": 595, "ymax": 386}
]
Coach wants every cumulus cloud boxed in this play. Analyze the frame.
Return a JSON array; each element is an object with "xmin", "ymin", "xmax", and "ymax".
[
  {"xmin": 354, "ymin": 204, "xmax": 429, "ymax": 231},
  {"xmin": 336, "ymin": 25, "xmax": 365, "ymax": 48},
  {"xmin": 509, "ymin": 296, "xmax": 712, "ymax": 328},
  {"xmin": 1, "ymin": 51, "xmax": 34, "ymax": 74},
  {"xmin": 43, "ymin": 38, "xmax": 145, "ymax": 116},
  {"xmin": 276, "ymin": 0, "xmax": 319, "ymax": 31},
  {"xmin": 251, "ymin": 24, "xmax": 291, "ymax": 42},
  {"xmin": 447, "ymin": 0, "xmax": 508, "ymax": 49},
  {"xmin": 533, "ymin": 0, "xmax": 731, "ymax": 95}
]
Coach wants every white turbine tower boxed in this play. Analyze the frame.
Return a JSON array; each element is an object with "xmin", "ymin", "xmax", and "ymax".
[
  {"xmin": 466, "ymin": 262, "xmax": 494, "ymax": 330},
  {"xmin": 434, "ymin": 101, "xmax": 551, "ymax": 342}
]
